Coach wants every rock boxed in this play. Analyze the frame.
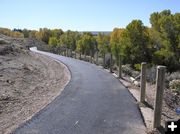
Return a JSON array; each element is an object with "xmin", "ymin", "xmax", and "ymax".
[
  {"xmin": 130, "ymin": 76, "xmax": 140, "ymax": 87},
  {"xmin": 134, "ymin": 81, "xmax": 140, "ymax": 87}
]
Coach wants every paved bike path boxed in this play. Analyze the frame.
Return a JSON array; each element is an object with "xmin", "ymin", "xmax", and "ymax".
[{"xmin": 13, "ymin": 48, "xmax": 146, "ymax": 134}]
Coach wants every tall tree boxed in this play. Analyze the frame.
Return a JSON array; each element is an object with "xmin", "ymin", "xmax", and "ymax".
[
  {"xmin": 120, "ymin": 20, "xmax": 150, "ymax": 65},
  {"xmin": 150, "ymin": 10, "xmax": 180, "ymax": 71},
  {"xmin": 22, "ymin": 29, "xmax": 30, "ymax": 38},
  {"xmin": 51, "ymin": 29, "xmax": 64, "ymax": 39},
  {"xmin": 110, "ymin": 28, "xmax": 124, "ymax": 63},
  {"xmin": 35, "ymin": 28, "xmax": 52, "ymax": 43},
  {"xmin": 29, "ymin": 30, "xmax": 37, "ymax": 38},
  {"xmin": 59, "ymin": 30, "xmax": 80, "ymax": 50},
  {"xmin": 97, "ymin": 33, "xmax": 110, "ymax": 54},
  {"xmin": 76, "ymin": 33, "xmax": 96, "ymax": 55},
  {"xmin": 48, "ymin": 37, "xmax": 58, "ymax": 49}
]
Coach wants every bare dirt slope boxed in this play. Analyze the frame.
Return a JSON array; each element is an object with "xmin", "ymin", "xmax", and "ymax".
[{"xmin": 0, "ymin": 34, "xmax": 70, "ymax": 134}]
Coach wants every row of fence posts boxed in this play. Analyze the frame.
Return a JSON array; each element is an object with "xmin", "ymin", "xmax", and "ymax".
[
  {"xmin": 62, "ymin": 49, "xmax": 165, "ymax": 130},
  {"xmin": 140, "ymin": 62, "xmax": 166, "ymax": 129},
  {"xmin": 63, "ymin": 49, "xmax": 123, "ymax": 79},
  {"xmin": 62, "ymin": 49, "xmax": 120, "ymax": 74}
]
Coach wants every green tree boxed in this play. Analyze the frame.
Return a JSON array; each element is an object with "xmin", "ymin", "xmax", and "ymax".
[
  {"xmin": 35, "ymin": 28, "xmax": 52, "ymax": 43},
  {"xmin": 97, "ymin": 33, "xmax": 110, "ymax": 54},
  {"xmin": 49, "ymin": 37, "xmax": 58, "ymax": 47},
  {"xmin": 110, "ymin": 28, "xmax": 124, "ymax": 64},
  {"xmin": 76, "ymin": 39, "xmax": 84, "ymax": 53},
  {"xmin": 76, "ymin": 33, "xmax": 96, "ymax": 55},
  {"xmin": 51, "ymin": 29, "xmax": 64, "ymax": 39},
  {"xmin": 150, "ymin": 10, "xmax": 180, "ymax": 71},
  {"xmin": 48, "ymin": 37, "xmax": 58, "ymax": 52},
  {"xmin": 59, "ymin": 30, "xmax": 80, "ymax": 50},
  {"xmin": 22, "ymin": 29, "xmax": 30, "ymax": 38},
  {"xmin": 0, "ymin": 28, "xmax": 24, "ymax": 38},
  {"xmin": 29, "ymin": 30, "xmax": 37, "ymax": 38},
  {"xmin": 120, "ymin": 20, "xmax": 150, "ymax": 65}
]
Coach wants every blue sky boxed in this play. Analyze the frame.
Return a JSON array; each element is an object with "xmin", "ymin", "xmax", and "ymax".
[{"xmin": 0, "ymin": 0, "xmax": 179, "ymax": 31}]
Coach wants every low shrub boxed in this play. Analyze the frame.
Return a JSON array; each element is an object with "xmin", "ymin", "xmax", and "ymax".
[
  {"xmin": 122, "ymin": 64, "xmax": 139, "ymax": 77},
  {"xmin": 169, "ymin": 79, "xmax": 180, "ymax": 93},
  {"xmin": 122, "ymin": 64, "xmax": 132, "ymax": 76},
  {"xmin": 0, "ymin": 39, "xmax": 7, "ymax": 44},
  {"xmin": 166, "ymin": 71, "xmax": 180, "ymax": 82},
  {"xmin": 134, "ymin": 64, "xmax": 141, "ymax": 71}
]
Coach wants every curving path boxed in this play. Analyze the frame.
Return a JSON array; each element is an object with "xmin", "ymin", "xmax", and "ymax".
[{"xmin": 13, "ymin": 48, "xmax": 146, "ymax": 134}]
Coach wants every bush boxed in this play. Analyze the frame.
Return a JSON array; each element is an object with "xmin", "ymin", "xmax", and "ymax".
[
  {"xmin": 122, "ymin": 64, "xmax": 139, "ymax": 77},
  {"xmin": 0, "ymin": 39, "xmax": 7, "ymax": 44},
  {"xmin": 166, "ymin": 71, "xmax": 180, "ymax": 82},
  {"xmin": 146, "ymin": 67, "xmax": 180, "ymax": 86},
  {"xmin": 146, "ymin": 66, "xmax": 157, "ymax": 84},
  {"xmin": 134, "ymin": 64, "xmax": 141, "ymax": 71},
  {"xmin": 122, "ymin": 64, "xmax": 132, "ymax": 76},
  {"xmin": 169, "ymin": 79, "xmax": 180, "ymax": 92}
]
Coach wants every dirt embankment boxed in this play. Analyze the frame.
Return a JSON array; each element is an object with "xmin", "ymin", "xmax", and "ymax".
[{"xmin": 0, "ymin": 34, "xmax": 70, "ymax": 134}]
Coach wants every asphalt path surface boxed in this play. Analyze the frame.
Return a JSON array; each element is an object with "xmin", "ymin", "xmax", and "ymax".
[{"xmin": 13, "ymin": 48, "xmax": 146, "ymax": 134}]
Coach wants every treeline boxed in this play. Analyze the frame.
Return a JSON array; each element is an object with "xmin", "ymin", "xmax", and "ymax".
[
  {"xmin": 0, "ymin": 28, "xmax": 24, "ymax": 38},
  {"xmin": 0, "ymin": 10, "xmax": 179, "ymax": 72}
]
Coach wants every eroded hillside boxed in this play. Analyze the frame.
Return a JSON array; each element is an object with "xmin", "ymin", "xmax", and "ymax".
[{"xmin": 0, "ymin": 34, "xmax": 70, "ymax": 134}]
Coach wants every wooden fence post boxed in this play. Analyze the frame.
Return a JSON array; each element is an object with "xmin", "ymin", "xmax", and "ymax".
[
  {"xmin": 90, "ymin": 51, "xmax": 93, "ymax": 63},
  {"xmin": 70, "ymin": 49, "xmax": 72, "ymax": 57},
  {"xmin": 153, "ymin": 66, "xmax": 166, "ymax": 129},
  {"xmin": 103, "ymin": 52, "xmax": 105, "ymax": 68},
  {"xmin": 80, "ymin": 52, "xmax": 81, "ymax": 60},
  {"xmin": 66, "ymin": 49, "xmax": 68, "ymax": 57},
  {"xmin": 118, "ymin": 55, "xmax": 122, "ymax": 78},
  {"xmin": 74, "ymin": 51, "xmax": 76, "ymax": 59},
  {"xmin": 140, "ymin": 62, "xmax": 147, "ymax": 103},
  {"xmin": 110, "ymin": 53, "xmax": 113, "ymax": 73},
  {"xmin": 84, "ymin": 53, "xmax": 86, "ymax": 61},
  {"xmin": 96, "ymin": 51, "xmax": 98, "ymax": 65}
]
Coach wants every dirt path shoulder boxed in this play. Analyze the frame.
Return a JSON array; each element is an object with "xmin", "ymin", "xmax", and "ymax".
[{"xmin": 0, "ymin": 51, "xmax": 70, "ymax": 134}]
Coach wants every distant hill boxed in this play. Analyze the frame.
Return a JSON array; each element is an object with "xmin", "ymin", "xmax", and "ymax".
[{"xmin": 79, "ymin": 31, "xmax": 111, "ymax": 36}]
